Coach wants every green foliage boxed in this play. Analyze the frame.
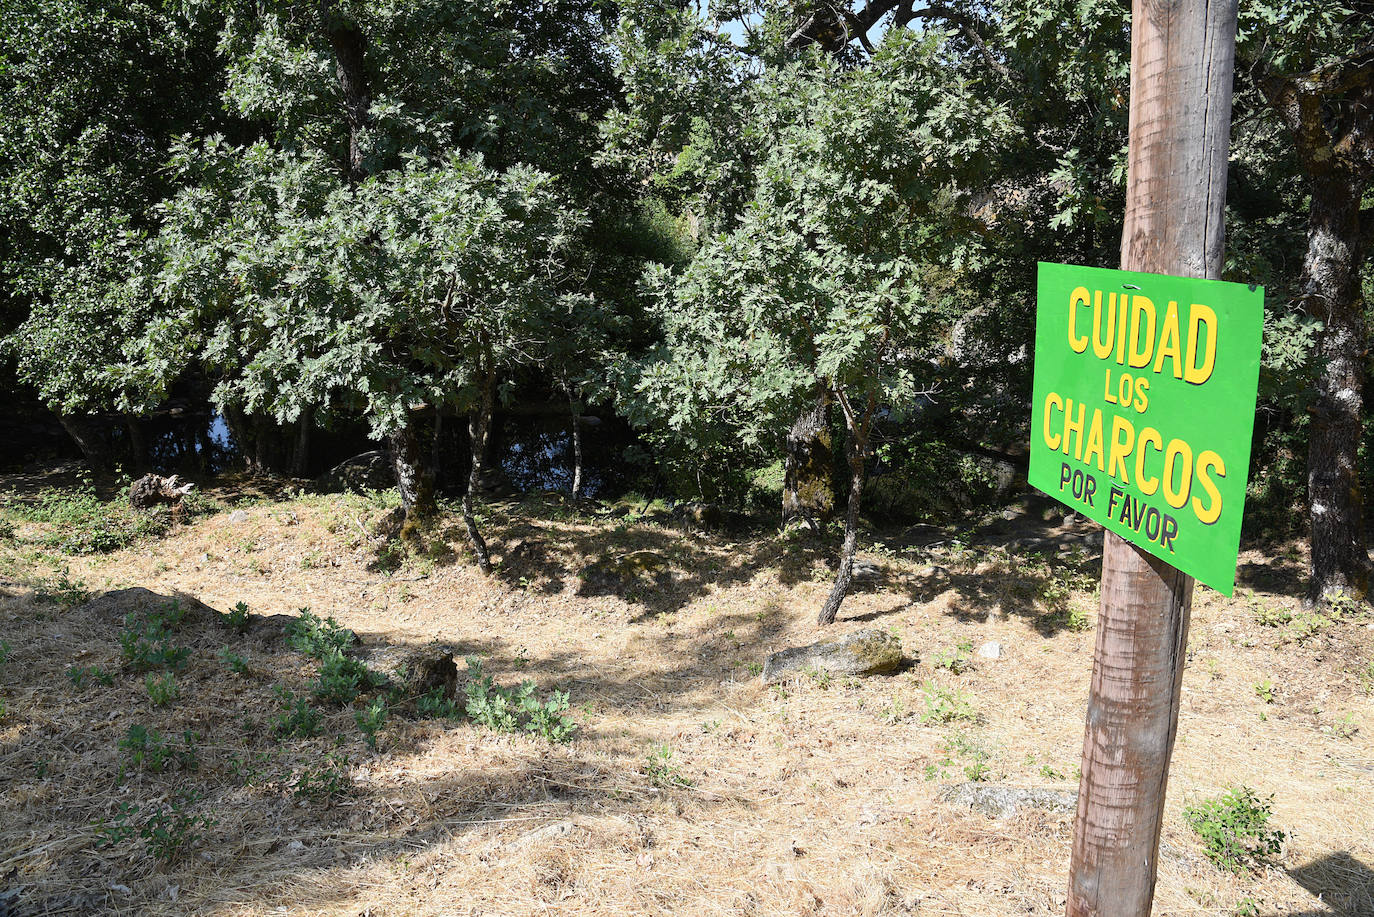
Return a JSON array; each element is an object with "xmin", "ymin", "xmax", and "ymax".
[
  {"xmin": 283, "ymin": 609, "xmax": 355, "ymax": 659},
  {"xmin": 220, "ymin": 647, "xmax": 249, "ymax": 675},
  {"xmin": 1183, "ymin": 787, "xmax": 1287, "ymax": 875},
  {"xmin": 118, "ymin": 612, "xmax": 189, "ymax": 673},
  {"xmin": 272, "ymin": 687, "xmax": 323, "ymax": 739},
  {"xmin": 144, "ymin": 672, "xmax": 179, "ymax": 707},
  {"xmin": 95, "ymin": 793, "xmax": 214, "ymax": 863},
  {"xmin": 461, "ymin": 658, "xmax": 578, "ymax": 742},
  {"xmin": 224, "ymin": 601, "xmax": 251, "ymax": 634},
  {"xmin": 644, "ymin": 744, "xmax": 693, "ymax": 788},
  {"xmin": 291, "ymin": 753, "xmax": 351, "ymax": 802},
  {"xmin": 1, "ymin": 487, "xmax": 170, "ymax": 554},
  {"xmin": 918, "ymin": 682, "xmax": 975, "ymax": 724},
  {"xmin": 310, "ymin": 649, "xmax": 381, "ymax": 706},
  {"xmin": 354, "ymin": 698, "xmax": 388, "ymax": 749},
  {"xmin": 933, "ymin": 641, "xmax": 974, "ymax": 675},
  {"xmin": 119, "ymin": 725, "xmax": 198, "ymax": 774}
]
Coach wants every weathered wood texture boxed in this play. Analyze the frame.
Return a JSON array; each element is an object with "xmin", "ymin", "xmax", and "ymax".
[{"xmin": 1066, "ymin": 0, "xmax": 1238, "ymax": 914}]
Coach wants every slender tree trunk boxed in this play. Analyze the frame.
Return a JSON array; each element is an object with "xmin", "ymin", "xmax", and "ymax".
[
  {"xmin": 783, "ymin": 388, "xmax": 836, "ymax": 529},
  {"xmin": 126, "ymin": 417, "xmax": 148, "ymax": 472},
  {"xmin": 463, "ymin": 366, "xmax": 495, "ymax": 573},
  {"xmin": 389, "ymin": 418, "xmax": 436, "ymax": 527},
  {"xmin": 58, "ymin": 414, "xmax": 109, "ymax": 470},
  {"xmin": 291, "ymin": 408, "xmax": 312, "ymax": 477},
  {"xmin": 569, "ymin": 392, "xmax": 583, "ymax": 498},
  {"xmin": 1303, "ymin": 173, "xmax": 1371, "ymax": 602},
  {"xmin": 321, "ymin": 1, "xmax": 371, "ymax": 184},
  {"xmin": 817, "ymin": 434, "xmax": 866, "ymax": 625},
  {"xmin": 221, "ymin": 405, "xmax": 256, "ymax": 472},
  {"xmin": 1066, "ymin": 0, "xmax": 1236, "ymax": 913}
]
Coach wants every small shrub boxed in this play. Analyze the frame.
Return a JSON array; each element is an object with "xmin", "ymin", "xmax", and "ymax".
[
  {"xmin": 1183, "ymin": 786, "xmax": 1287, "ymax": 875},
  {"xmin": 416, "ymin": 686, "xmax": 461, "ymax": 719},
  {"xmin": 67, "ymin": 665, "xmax": 114, "ymax": 688},
  {"xmin": 220, "ymin": 647, "xmax": 249, "ymax": 675},
  {"xmin": 283, "ymin": 609, "xmax": 354, "ymax": 659},
  {"xmin": 119, "ymin": 725, "xmax": 198, "ymax": 773},
  {"xmin": 933, "ymin": 640, "xmax": 974, "ymax": 675},
  {"xmin": 459, "ymin": 659, "xmax": 578, "ymax": 741},
  {"xmin": 292, "ymin": 753, "xmax": 351, "ymax": 801},
  {"xmin": 355, "ymin": 698, "xmax": 387, "ymax": 749},
  {"xmin": 520, "ymin": 688, "xmax": 578, "ymax": 742},
  {"xmin": 224, "ymin": 600, "xmax": 251, "ymax": 634},
  {"xmin": 34, "ymin": 570, "xmax": 89, "ymax": 606},
  {"xmin": 645, "ymin": 745, "xmax": 693, "ymax": 788},
  {"xmin": 918, "ymin": 682, "xmax": 975, "ymax": 724},
  {"xmin": 310, "ymin": 649, "xmax": 380, "ymax": 706},
  {"xmin": 144, "ymin": 672, "xmax": 179, "ymax": 707},
  {"xmin": 464, "ymin": 660, "xmax": 521, "ymax": 731},
  {"xmin": 272, "ymin": 687, "xmax": 323, "ymax": 738},
  {"xmin": 119, "ymin": 614, "xmax": 189, "ymax": 673},
  {"xmin": 1253, "ymin": 679, "xmax": 1276, "ymax": 704},
  {"xmin": 140, "ymin": 793, "xmax": 214, "ymax": 862}
]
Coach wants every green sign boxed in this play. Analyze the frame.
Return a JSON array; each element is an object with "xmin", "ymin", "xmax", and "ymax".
[{"xmin": 1028, "ymin": 263, "xmax": 1263, "ymax": 595}]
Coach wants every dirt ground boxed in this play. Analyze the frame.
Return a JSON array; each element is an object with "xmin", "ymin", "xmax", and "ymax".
[{"xmin": 0, "ymin": 482, "xmax": 1370, "ymax": 917}]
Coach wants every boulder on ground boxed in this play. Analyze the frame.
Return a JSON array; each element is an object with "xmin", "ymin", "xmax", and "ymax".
[
  {"xmin": 313, "ymin": 451, "xmax": 394, "ymax": 494},
  {"xmin": 938, "ymin": 783, "xmax": 1076, "ymax": 819},
  {"xmin": 349, "ymin": 642, "xmax": 460, "ymax": 698},
  {"xmin": 762, "ymin": 627, "xmax": 902, "ymax": 682},
  {"xmin": 129, "ymin": 474, "xmax": 194, "ymax": 512},
  {"xmin": 578, "ymin": 550, "xmax": 671, "ymax": 593},
  {"xmin": 670, "ymin": 502, "xmax": 729, "ymax": 532},
  {"xmin": 83, "ymin": 587, "xmax": 220, "ymax": 628}
]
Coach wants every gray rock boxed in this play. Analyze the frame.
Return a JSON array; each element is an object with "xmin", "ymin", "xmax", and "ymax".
[
  {"xmin": 851, "ymin": 560, "xmax": 882, "ymax": 582},
  {"xmin": 227, "ymin": 509, "xmax": 250, "ymax": 524},
  {"xmin": 763, "ymin": 628, "xmax": 902, "ymax": 682},
  {"xmin": 129, "ymin": 473, "xmax": 194, "ymax": 512},
  {"xmin": 977, "ymin": 641, "xmax": 1003, "ymax": 660},
  {"xmin": 578, "ymin": 550, "xmax": 671, "ymax": 594},
  {"xmin": 938, "ymin": 783, "xmax": 1076, "ymax": 819},
  {"xmin": 313, "ymin": 450, "xmax": 394, "ymax": 494},
  {"xmin": 348, "ymin": 641, "xmax": 459, "ymax": 699}
]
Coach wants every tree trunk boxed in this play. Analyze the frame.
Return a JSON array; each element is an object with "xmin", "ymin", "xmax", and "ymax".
[
  {"xmin": 1303, "ymin": 174, "xmax": 1371, "ymax": 601},
  {"xmin": 126, "ymin": 417, "xmax": 148, "ymax": 472},
  {"xmin": 1066, "ymin": 0, "xmax": 1237, "ymax": 914},
  {"xmin": 783, "ymin": 389, "xmax": 836, "ymax": 528},
  {"xmin": 58, "ymin": 414, "xmax": 109, "ymax": 470},
  {"xmin": 463, "ymin": 367, "xmax": 495, "ymax": 573},
  {"xmin": 569, "ymin": 392, "xmax": 584, "ymax": 498},
  {"xmin": 321, "ymin": 1, "xmax": 371, "ymax": 184},
  {"xmin": 817, "ymin": 435, "xmax": 866, "ymax": 625},
  {"xmin": 389, "ymin": 418, "xmax": 436, "ymax": 523},
  {"xmin": 291, "ymin": 408, "xmax": 313, "ymax": 477}
]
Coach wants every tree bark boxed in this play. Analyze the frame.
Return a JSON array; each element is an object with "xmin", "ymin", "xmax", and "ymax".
[
  {"xmin": 817, "ymin": 431, "xmax": 867, "ymax": 625},
  {"xmin": 463, "ymin": 366, "xmax": 495, "ymax": 573},
  {"xmin": 126, "ymin": 417, "xmax": 148, "ymax": 472},
  {"xmin": 1303, "ymin": 172, "xmax": 1371, "ymax": 602},
  {"xmin": 389, "ymin": 418, "xmax": 436, "ymax": 523},
  {"xmin": 783, "ymin": 389, "xmax": 836, "ymax": 528},
  {"xmin": 569, "ymin": 391, "xmax": 584, "ymax": 498},
  {"xmin": 291, "ymin": 408, "xmax": 313, "ymax": 477},
  {"xmin": 1066, "ymin": 0, "xmax": 1237, "ymax": 914},
  {"xmin": 58, "ymin": 414, "xmax": 110, "ymax": 470},
  {"xmin": 321, "ymin": 1, "xmax": 371, "ymax": 184}
]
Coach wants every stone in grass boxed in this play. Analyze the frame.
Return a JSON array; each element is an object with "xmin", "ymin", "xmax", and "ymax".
[
  {"xmin": 349, "ymin": 642, "xmax": 460, "ymax": 698},
  {"xmin": 578, "ymin": 550, "xmax": 671, "ymax": 593},
  {"xmin": 762, "ymin": 628, "xmax": 902, "ymax": 683},
  {"xmin": 938, "ymin": 783, "xmax": 1077, "ymax": 819}
]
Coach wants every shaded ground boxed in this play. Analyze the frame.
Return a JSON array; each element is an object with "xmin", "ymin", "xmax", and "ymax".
[{"xmin": 0, "ymin": 480, "xmax": 1370, "ymax": 916}]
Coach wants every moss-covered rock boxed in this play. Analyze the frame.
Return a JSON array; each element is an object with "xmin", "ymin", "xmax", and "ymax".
[{"xmin": 762, "ymin": 627, "xmax": 902, "ymax": 682}]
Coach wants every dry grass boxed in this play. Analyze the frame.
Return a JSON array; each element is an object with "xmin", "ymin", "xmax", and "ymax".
[{"xmin": 0, "ymin": 483, "xmax": 1371, "ymax": 916}]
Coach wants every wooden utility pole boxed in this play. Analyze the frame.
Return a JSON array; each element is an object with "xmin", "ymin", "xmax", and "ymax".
[{"xmin": 1065, "ymin": 0, "xmax": 1238, "ymax": 915}]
